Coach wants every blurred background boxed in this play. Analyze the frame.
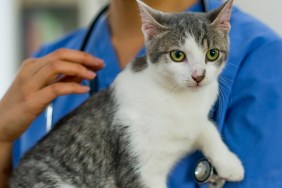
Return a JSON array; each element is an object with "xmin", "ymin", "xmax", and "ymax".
[{"xmin": 0, "ymin": 0, "xmax": 281, "ymax": 98}]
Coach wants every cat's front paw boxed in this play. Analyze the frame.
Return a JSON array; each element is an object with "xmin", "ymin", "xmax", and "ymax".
[{"xmin": 212, "ymin": 152, "xmax": 244, "ymax": 182}]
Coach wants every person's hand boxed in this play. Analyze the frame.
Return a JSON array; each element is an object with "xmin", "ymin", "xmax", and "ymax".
[{"xmin": 0, "ymin": 48, "xmax": 104, "ymax": 143}]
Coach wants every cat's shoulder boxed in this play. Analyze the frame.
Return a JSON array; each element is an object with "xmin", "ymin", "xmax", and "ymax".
[
  {"xmin": 84, "ymin": 88, "xmax": 115, "ymax": 109},
  {"xmin": 130, "ymin": 56, "xmax": 148, "ymax": 72}
]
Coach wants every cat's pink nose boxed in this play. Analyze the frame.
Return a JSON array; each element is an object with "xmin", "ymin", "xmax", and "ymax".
[{"xmin": 192, "ymin": 70, "xmax": 206, "ymax": 83}]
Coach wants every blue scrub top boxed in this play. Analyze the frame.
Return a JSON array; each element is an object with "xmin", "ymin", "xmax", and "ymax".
[{"xmin": 13, "ymin": 0, "xmax": 282, "ymax": 187}]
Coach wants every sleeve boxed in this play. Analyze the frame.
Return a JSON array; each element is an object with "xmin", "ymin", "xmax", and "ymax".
[{"xmin": 223, "ymin": 40, "xmax": 282, "ymax": 187}]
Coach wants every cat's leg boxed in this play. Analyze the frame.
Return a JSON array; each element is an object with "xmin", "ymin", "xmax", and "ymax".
[{"xmin": 195, "ymin": 121, "xmax": 244, "ymax": 181}]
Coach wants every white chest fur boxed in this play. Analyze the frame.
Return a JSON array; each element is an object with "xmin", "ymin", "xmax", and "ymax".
[{"xmin": 113, "ymin": 67, "xmax": 218, "ymax": 188}]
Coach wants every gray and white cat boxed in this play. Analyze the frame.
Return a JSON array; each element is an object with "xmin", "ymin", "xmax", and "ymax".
[{"xmin": 10, "ymin": 0, "xmax": 244, "ymax": 187}]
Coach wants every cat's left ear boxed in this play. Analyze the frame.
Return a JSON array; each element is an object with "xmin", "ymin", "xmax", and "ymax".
[
  {"xmin": 208, "ymin": 0, "xmax": 234, "ymax": 35},
  {"xmin": 136, "ymin": 0, "xmax": 167, "ymax": 40}
]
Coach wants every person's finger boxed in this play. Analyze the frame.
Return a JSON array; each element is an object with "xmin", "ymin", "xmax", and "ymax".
[
  {"xmin": 59, "ymin": 76, "xmax": 84, "ymax": 84},
  {"xmin": 33, "ymin": 82, "xmax": 90, "ymax": 107},
  {"xmin": 15, "ymin": 58, "xmax": 42, "ymax": 81},
  {"xmin": 31, "ymin": 61, "xmax": 96, "ymax": 89},
  {"xmin": 16, "ymin": 50, "xmax": 104, "ymax": 83},
  {"xmin": 44, "ymin": 48, "xmax": 104, "ymax": 69}
]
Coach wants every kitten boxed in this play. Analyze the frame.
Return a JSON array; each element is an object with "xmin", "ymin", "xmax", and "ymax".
[{"xmin": 10, "ymin": 0, "xmax": 244, "ymax": 187}]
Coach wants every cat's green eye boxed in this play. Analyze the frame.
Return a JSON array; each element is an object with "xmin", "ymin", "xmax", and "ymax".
[
  {"xmin": 170, "ymin": 50, "xmax": 186, "ymax": 62},
  {"xmin": 206, "ymin": 49, "xmax": 220, "ymax": 62}
]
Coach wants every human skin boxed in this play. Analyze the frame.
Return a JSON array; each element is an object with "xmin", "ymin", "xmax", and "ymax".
[
  {"xmin": 0, "ymin": 49, "xmax": 104, "ymax": 188},
  {"xmin": 0, "ymin": 0, "xmax": 196, "ymax": 187}
]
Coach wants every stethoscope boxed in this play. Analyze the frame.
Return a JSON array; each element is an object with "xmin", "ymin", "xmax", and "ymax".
[
  {"xmin": 47, "ymin": 0, "xmax": 224, "ymax": 187},
  {"xmin": 194, "ymin": 159, "xmax": 226, "ymax": 188}
]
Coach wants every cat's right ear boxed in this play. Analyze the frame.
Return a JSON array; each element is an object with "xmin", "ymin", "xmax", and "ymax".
[
  {"xmin": 207, "ymin": 0, "xmax": 234, "ymax": 35},
  {"xmin": 136, "ymin": 0, "xmax": 167, "ymax": 40}
]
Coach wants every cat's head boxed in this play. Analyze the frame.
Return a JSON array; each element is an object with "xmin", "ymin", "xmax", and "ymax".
[{"xmin": 136, "ymin": 0, "xmax": 233, "ymax": 90}]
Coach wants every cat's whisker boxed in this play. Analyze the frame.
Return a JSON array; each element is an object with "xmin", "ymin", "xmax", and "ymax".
[
  {"xmin": 218, "ymin": 76, "xmax": 230, "ymax": 84},
  {"xmin": 217, "ymin": 86, "xmax": 227, "ymax": 117},
  {"xmin": 219, "ymin": 79, "xmax": 229, "ymax": 98},
  {"xmin": 218, "ymin": 76, "xmax": 234, "ymax": 104},
  {"xmin": 218, "ymin": 78, "xmax": 231, "ymax": 92},
  {"xmin": 220, "ymin": 86, "xmax": 229, "ymax": 103},
  {"xmin": 167, "ymin": 80, "xmax": 180, "ymax": 92},
  {"xmin": 219, "ymin": 81, "xmax": 230, "ymax": 92},
  {"xmin": 219, "ymin": 76, "xmax": 234, "ymax": 84},
  {"xmin": 227, "ymin": 62, "xmax": 239, "ymax": 69}
]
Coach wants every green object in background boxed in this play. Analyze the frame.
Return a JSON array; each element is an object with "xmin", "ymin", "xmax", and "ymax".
[{"xmin": 22, "ymin": 5, "xmax": 78, "ymax": 58}]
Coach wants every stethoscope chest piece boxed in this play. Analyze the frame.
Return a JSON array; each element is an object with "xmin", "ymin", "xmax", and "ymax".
[{"xmin": 194, "ymin": 159, "xmax": 226, "ymax": 188}]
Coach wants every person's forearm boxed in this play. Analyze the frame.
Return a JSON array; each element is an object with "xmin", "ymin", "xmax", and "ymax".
[{"xmin": 0, "ymin": 142, "xmax": 12, "ymax": 188}]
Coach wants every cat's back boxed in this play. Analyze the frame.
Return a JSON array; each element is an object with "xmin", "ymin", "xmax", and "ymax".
[{"xmin": 10, "ymin": 88, "xmax": 124, "ymax": 187}]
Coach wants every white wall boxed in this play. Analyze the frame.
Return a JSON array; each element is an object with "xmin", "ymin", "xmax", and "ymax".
[
  {"xmin": 79, "ymin": 0, "xmax": 282, "ymax": 36},
  {"xmin": 235, "ymin": 0, "xmax": 282, "ymax": 36},
  {"xmin": 78, "ymin": 0, "xmax": 108, "ymax": 27},
  {"xmin": 0, "ymin": 1, "xmax": 19, "ymax": 98}
]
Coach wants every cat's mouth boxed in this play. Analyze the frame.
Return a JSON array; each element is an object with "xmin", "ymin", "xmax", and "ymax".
[
  {"xmin": 188, "ymin": 83, "xmax": 205, "ymax": 89},
  {"xmin": 188, "ymin": 85, "xmax": 200, "ymax": 89}
]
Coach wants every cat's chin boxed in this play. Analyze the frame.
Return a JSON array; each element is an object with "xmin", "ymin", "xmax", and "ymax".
[{"xmin": 187, "ymin": 83, "xmax": 206, "ymax": 90}]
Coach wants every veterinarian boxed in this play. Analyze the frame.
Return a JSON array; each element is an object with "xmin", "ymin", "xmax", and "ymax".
[{"xmin": 1, "ymin": 0, "xmax": 282, "ymax": 187}]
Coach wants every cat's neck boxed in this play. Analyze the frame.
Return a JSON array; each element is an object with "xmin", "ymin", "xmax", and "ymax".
[{"xmin": 115, "ymin": 65, "xmax": 219, "ymax": 113}]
